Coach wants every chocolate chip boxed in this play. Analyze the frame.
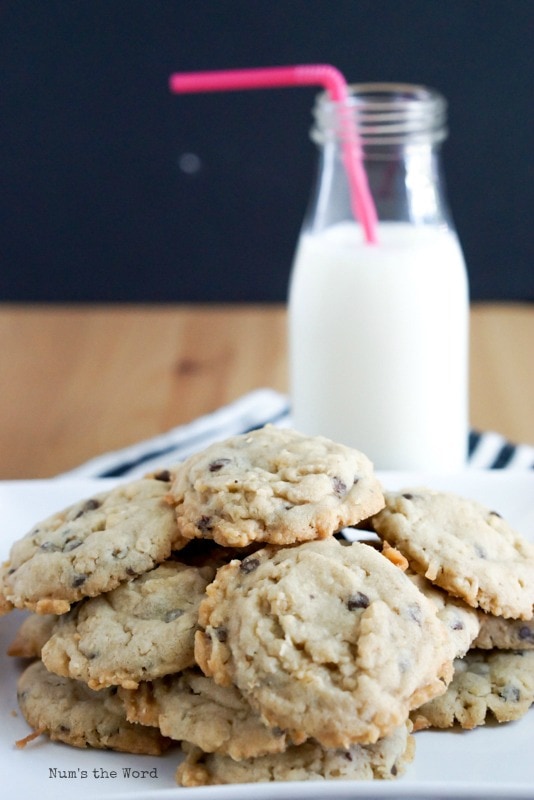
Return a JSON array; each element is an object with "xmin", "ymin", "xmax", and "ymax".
[
  {"xmin": 197, "ymin": 515, "xmax": 212, "ymax": 532},
  {"xmin": 474, "ymin": 544, "xmax": 487, "ymax": 559},
  {"xmin": 240, "ymin": 557, "xmax": 260, "ymax": 574},
  {"xmin": 164, "ymin": 609, "xmax": 184, "ymax": 623},
  {"xmin": 153, "ymin": 469, "xmax": 172, "ymax": 482},
  {"xmin": 63, "ymin": 538, "xmax": 83, "ymax": 552},
  {"xmin": 391, "ymin": 764, "xmax": 398, "ymax": 776},
  {"xmin": 126, "ymin": 567, "xmax": 137, "ymax": 576},
  {"xmin": 451, "ymin": 619, "xmax": 465, "ymax": 631},
  {"xmin": 489, "ymin": 510, "xmax": 502, "ymax": 518},
  {"xmin": 500, "ymin": 685, "xmax": 520, "ymax": 702},
  {"xmin": 209, "ymin": 458, "xmax": 231, "ymax": 472},
  {"xmin": 402, "ymin": 493, "xmax": 414, "ymax": 500},
  {"xmin": 518, "ymin": 626, "xmax": 534, "ymax": 642},
  {"xmin": 344, "ymin": 751, "xmax": 353, "ymax": 762},
  {"xmin": 347, "ymin": 592, "xmax": 370, "ymax": 610},
  {"xmin": 333, "ymin": 477, "xmax": 347, "ymax": 497},
  {"xmin": 39, "ymin": 541, "xmax": 61, "ymax": 552},
  {"xmin": 214, "ymin": 627, "xmax": 228, "ymax": 642},
  {"xmin": 74, "ymin": 498, "xmax": 101, "ymax": 519},
  {"xmin": 86, "ymin": 498, "xmax": 101, "ymax": 511},
  {"xmin": 87, "ymin": 652, "xmax": 100, "ymax": 660},
  {"xmin": 59, "ymin": 725, "xmax": 71, "ymax": 733},
  {"xmin": 407, "ymin": 603, "xmax": 423, "ymax": 625},
  {"xmin": 71, "ymin": 574, "xmax": 87, "ymax": 588}
]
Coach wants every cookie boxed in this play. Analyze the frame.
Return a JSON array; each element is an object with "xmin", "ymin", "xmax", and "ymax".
[
  {"xmin": 195, "ymin": 538, "xmax": 454, "ymax": 748},
  {"xmin": 0, "ymin": 581, "xmax": 14, "ymax": 615},
  {"xmin": 404, "ymin": 570, "xmax": 480, "ymax": 660},
  {"xmin": 7, "ymin": 613, "xmax": 58, "ymax": 659},
  {"xmin": 372, "ymin": 489, "xmax": 534, "ymax": 619},
  {"xmin": 41, "ymin": 561, "xmax": 214, "ymax": 690},
  {"xmin": 120, "ymin": 669, "xmax": 289, "ymax": 759},
  {"xmin": 473, "ymin": 612, "xmax": 534, "ymax": 650},
  {"xmin": 1, "ymin": 476, "xmax": 188, "ymax": 614},
  {"xmin": 168, "ymin": 426, "xmax": 384, "ymax": 547},
  {"xmin": 411, "ymin": 649, "xmax": 534, "ymax": 730},
  {"xmin": 176, "ymin": 723, "xmax": 415, "ymax": 786},
  {"xmin": 17, "ymin": 660, "xmax": 172, "ymax": 754},
  {"xmin": 380, "ymin": 542, "xmax": 480, "ymax": 660}
]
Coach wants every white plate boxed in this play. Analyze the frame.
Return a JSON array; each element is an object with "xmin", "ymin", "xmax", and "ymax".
[{"xmin": 1, "ymin": 472, "xmax": 534, "ymax": 800}]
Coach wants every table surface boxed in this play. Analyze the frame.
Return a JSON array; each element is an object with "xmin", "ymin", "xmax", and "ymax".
[{"xmin": 0, "ymin": 302, "xmax": 532, "ymax": 479}]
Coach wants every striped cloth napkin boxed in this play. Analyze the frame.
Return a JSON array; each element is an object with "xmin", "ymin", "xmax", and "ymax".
[{"xmin": 59, "ymin": 388, "xmax": 534, "ymax": 479}]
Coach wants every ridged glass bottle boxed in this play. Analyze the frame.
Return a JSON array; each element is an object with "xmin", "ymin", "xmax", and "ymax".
[{"xmin": 288, "ymin": 83, "xmax": 469, "ymax": 470}]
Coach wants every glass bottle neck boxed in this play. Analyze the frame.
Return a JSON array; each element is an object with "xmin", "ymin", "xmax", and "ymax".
[
  {"xmin": 312, "ymin": 82, "xmax": 448, "ymax": 147},
  {"xmin": 305, "ymin": 83, "xmax": 455, "ymax": 233}
]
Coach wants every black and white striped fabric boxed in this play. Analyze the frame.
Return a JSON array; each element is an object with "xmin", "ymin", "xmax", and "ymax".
[{"xmin": 58, "ymin": 388, "xmax": 534, "ymax": 479}]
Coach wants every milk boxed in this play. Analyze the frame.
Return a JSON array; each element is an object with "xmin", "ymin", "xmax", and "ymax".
[{"xmin": 288, "ymin": 221, "xmax": 469, "ymax": 470}]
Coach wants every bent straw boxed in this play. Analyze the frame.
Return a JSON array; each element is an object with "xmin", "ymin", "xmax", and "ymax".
[{"xmin": 169, "ymin": 64, "xmax": 378, "ymax": 244}]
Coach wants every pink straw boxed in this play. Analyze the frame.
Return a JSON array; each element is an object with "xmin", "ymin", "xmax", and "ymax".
[{"xmin": 169, "ymin": 64, "xmax": 378, "ymax": 244}]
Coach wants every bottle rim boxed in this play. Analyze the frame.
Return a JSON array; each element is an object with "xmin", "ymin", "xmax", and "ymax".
[{"xmin": 312, "ymin": 82, "xmax": 448, "ymax": 146}]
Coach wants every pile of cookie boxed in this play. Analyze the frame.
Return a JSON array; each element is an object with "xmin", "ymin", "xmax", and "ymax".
[{"xmin": 1, "ymin": 425, "xmax": 534, "ymax": 786}]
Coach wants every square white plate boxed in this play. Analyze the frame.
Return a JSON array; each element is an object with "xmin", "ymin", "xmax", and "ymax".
[{"xmin": 1, "ymin": 472, "xmax": 533, "ymax": 800}]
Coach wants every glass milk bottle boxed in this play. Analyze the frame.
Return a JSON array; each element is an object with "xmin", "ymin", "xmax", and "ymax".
[{"xmin": 288, "ymin": 83, "xmax": 469, "ymax": 470}]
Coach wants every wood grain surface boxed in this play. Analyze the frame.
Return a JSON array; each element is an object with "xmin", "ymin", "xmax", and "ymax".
[{"xmin": 0, "ymin": 303, "xmax": 532, "ymax": 478}]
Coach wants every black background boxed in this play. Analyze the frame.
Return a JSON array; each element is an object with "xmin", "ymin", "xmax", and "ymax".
[{"xmin": 1, "ymin": 0, "xmax": 532, "ymax": 303}]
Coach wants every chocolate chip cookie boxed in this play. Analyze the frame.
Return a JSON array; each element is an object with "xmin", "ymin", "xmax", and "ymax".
[
  {"xmin": 168, "ymin": 426, "xmax": 384, "ymax": 547},
  {"xmin": 42, "ymin": 561, "xmax": 214, "ymax": 689},
  {"xmin": 1, "ymin": 476, "xmax": 188, "ymax": 614},
  {"xmin": 195, "ymin": 538, "xmax": 454, "ymax": 748},
  {"xmin": 176, "ymin": 723, "xmax": 415, "ymax": 786},
  {"xmin": 404, "ymin": 570, "xmax": 480, "ymax": 660},
  {"xmin": 412, "ymin": 649, "xmax": 534, "ymax": 730},
  {"xmin": 17, "ymin": 660, "xmax": 172, "ymax": 754},
  {"xmin": 473, "ymin": 612, "xmax": 534, "ymax": 650},
  {"xmin": 372, "ymin": 490, "xmax": 534, "ymax": 619},
  {"xmin": 8, "ymin": 613, "xmax": 58, "ymax": 659},
  {"xmin": 121, "ymin": 669, "xmax": 289, "ymax": 760}
]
